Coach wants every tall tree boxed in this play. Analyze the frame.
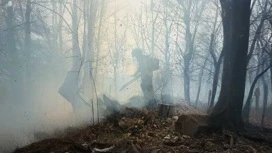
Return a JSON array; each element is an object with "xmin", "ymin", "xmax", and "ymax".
[
  {"xmin": 162, "ymin": 0, "xmax": 173, "ymax": 97},
  {"xmin": 3, "ymin": 0, "xmax": 20, "ymax": 101},
  {"xmin": 177, "ymin": 0, "xmax": 206, "ymax": 104},
  {"xmin": 208, "ymin": 0, "xmax": 252, "ymax": 131},
  {"xmin": 59, "ymin": 0, "xmax": 82, "ymax": 107},
  {"xmin": 207, "ymin": 3, "xmax": 224, "ymax": 111},
  {"xmin": 242, "ymin": 0, "xmax": 271, "ymax": 122},
  {"xmin": 24, "ymin": 0, "xmax": 31, "ymax": 88}
]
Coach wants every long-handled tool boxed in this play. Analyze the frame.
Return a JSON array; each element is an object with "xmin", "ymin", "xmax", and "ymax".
[{"xmin": 119, "ymin": 74, "xmax": 141, "ymax": 91}]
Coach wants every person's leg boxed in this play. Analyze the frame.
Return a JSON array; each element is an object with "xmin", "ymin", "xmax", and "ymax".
[
  {"xmin": 146, "ymin": 83, "xmax": 157, "ymax": 107},
  {"xmin": 140, "ymin": 82, "xmax": 149, "ymax": 104},
  {"xmin": 141, "ymin": 81, "xmax": 156, "ymax": 107}
]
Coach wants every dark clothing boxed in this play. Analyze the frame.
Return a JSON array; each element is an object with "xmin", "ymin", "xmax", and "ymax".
[
  {"xmin": 140, "ymin": 77, "xmax": 153, "ymax": 99},
  {"xmin": 136, "ymin": 55, "xmax": 155, "ymax": 106}
]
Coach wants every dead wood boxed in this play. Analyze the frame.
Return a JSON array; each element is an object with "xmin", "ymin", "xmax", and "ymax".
[
  {"xmin": 158, "ymin": 103, "xmax": 175, "ymax": 118},
  {"xmin": 14, "ymin": 107, "xmax": 272, "ymax": 153}
]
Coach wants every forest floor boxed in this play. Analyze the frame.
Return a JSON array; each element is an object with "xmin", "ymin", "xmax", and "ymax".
[{"xmin": 14, "ymin": 106, "xmax": 272, "ymax": 153}]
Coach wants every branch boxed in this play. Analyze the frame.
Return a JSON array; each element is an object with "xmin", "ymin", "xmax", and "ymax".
[
  {"xmin": 250, "ymin": 0, "xmax": 257, "ymax": 13},
  {"xmin": 247, "ymin": 0, "xmax": 268, "ymax": 63},
  {"xmin": 31, "ymin": 1, "xmax": 73, "ymax": 33},
  {"xmin": 244, "ymin": 63, "xmax": 272, "ymax": 120}
]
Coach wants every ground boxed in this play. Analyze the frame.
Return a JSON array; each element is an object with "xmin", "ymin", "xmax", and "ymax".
[{"xmin": 14, "ymin": 106, "xmax": 272, "ymax": 153}]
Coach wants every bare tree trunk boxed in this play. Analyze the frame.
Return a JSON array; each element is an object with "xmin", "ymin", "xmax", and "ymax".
[
  {"xmin": 270, "ymin": 56, "xmax": 272, "ymax": 91},
  {"xmin": 261, "ymin": 55, "xmax": 269, "ymax": 127},
  {"xmin": 150, "ymin": 0, "xmax": 159, "ymax": 56},
  {"xmin": 246, "ymin": 0, "xmax": 268, "ymax": 63},
  {"xmin": 207, "ymin": 5, "xmax": 223, "ymax": 111},
  {"xmin": 151, "ymin": 0, "xmax": 155, "ymax": 55},
  {"xmin": 261, "ymin": 81, "xmax": 268, "ymax": 127},
  {"xmin": 80, "ymin": 0, "xmax": 96, "ymax": 100},
  {"xmin": 94, "ymin": 0, "xmax": 105, "ymax": 81},
  {"xmin": 208, "ymin": 33, "xmax": 224, "ymax": 112},
  {"xmin": 208, "ymin": 0, "xmax": 251, "ymax": 131},
  {"xmin": 248, "ymin": 70, "xmax": 253, "ymax": 86},
  {"xmin": 58, "ymin": 0, "xmax": 65, "ymax": 51},
  {"xmin": 183, "ymin": 58, "xmax": 191, "ymax": 104},
  {"xmin": 195, "ymin": 55, "xmax": 208, "ymax": 106},
  {"xmin": 113, "ymin": 0, "xmax": 119, "ymax": 98},
  {"xmin": 242, "ymin": 0, "xmax": 268, "ymax": 122},
  {"xmin": 59, "ymin": 0, "xmax": 81, "ymax": 105},
  {"xmin": 208, "ymin": 89, "xmax": 212, "ymax": 106},
  {"xmin": 243, "ymin": 65, "xmax": 272, "ymax": 123},
  {"xmin": 25, "ymin": 0, "xmax": 31, "ymax": 60},
  {"xmin": 4, "ymin": 1, "xmax": 19, "ymax": 100},
  {"xmin": 208, "ymin": 58, "xmax": 223, "ymax": 111},
  {"xmin": 51, "ymin": 0, "xmax": 58, "ymax": 47},
  {"xmin": 5, "ymin": 1, "xmax": 17, "ymax": 65},
  {"xmin": 178, "ymin": 0, "xmax": 206, "ymax": 105},
  {"xmin": 163, "ymin": 1, "xmax": 173, "ymax": 97},
  {"xmin": 71, "ymin": 0, "xmax": 81, "ymax": 80},
  {"xmin": 180, "ymin": 0, "xmax": 193, "ymax": 104},
  {"xmin": 255, "ymin": 55, "xmax": 261, "ymax": 110},
  {"xmin": 24, "ymin": 0, "xmax": 31, "ymax": 92},
  {"xmin": 87, "ymin": 0, "xmax": 95, "ymax": 80}
]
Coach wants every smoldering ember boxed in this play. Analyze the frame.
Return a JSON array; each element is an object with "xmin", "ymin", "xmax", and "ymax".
[{"xmin": 1, "ymin": 0, "xmax": 272, "ymax": 153}]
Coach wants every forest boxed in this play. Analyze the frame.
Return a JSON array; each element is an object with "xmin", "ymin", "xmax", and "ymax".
[{"xmin": 0, "ymin": 0, "xmax": 272, "ymax": 152}]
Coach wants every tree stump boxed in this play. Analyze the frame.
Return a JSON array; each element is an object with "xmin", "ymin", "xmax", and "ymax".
[{"xmin": 158, "ymin": 103, "xmax": 175, "ymax": 118}]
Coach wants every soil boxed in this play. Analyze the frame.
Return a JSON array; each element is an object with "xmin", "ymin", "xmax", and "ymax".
[{"xmin": 14, "ymin": 107, "xmax": 272, "ymax": 153}]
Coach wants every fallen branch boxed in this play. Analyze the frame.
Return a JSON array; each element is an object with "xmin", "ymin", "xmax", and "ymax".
[
  {"xmin": 92, "ymin": 145, "xmax": 115, "ymax": 153},
  {"xmin": 130, "ymin": 142, "xmax": 140, "ymax": 153},
  {"xmin": 245, "ymin": 145, "xmax": 257, "ymax": 153}
]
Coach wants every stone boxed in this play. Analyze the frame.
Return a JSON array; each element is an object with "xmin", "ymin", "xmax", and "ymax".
[{"xmin": 175, "ymin": 114, "xmax": 209, "ymax": 137}]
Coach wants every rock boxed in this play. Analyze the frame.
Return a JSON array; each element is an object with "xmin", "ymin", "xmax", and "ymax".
[
  {"xmin": 175, "ymin": 114, "xmax": 210, "ymax": 137},
  {"xmin": 172, "ymin": 116, "xmax": 179, "ymax": 121}
]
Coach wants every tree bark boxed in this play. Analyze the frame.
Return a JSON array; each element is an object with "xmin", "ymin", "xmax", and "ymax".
[
  {"xmin": 182, "ymin": 1, "xmax": 192, "ymax": 104},
  {"xmin": 261, "ymin": 58, "xmax": 269, "ymax": 127},
  {"xmin": 4, "ymin": 1, "xmax": 20, "ymax": 100},
  {"xmin": 261, "ymin": 82, "xmax": 268, "ymax": 127},
  {"xmin": 242, "ymin": 65, "xmax": 272, "ymax": 123},
  {"xmin": 177, "ymin": 0, "xmax": 206, "ymax": 105},
  {"xmin": 24, "ymin": 0, "xmax": 31, "ymax": 96},
  {"xmin": 208, "ymin": 33, "xmax": 224, "ymax": 112},
  {"xmin": 163, "ymin": 3, "xmax": 173, "ymax": 97},
  {"xmin": 208, "ymin": 0, "xmax": 251, "ymax": 131},
  {"xmin": 246, "ymin": 0, "xmax": 268, "ymax": 63},
  {"xmin": 94, "ymin": 0, "xmax": 105, "ymax": 81},
  {"xmin": 208, "ymin": 56, "xmax": 223, "ymax": 111},
  {"xmin": 59, "ymin": 0, "xmax": 81, "ymax": 106},
  {"xmin": 58, "ymin": 0, "xmax": 65, "ymax": 51},
  {"xmin": 195, "ymin": 54, "xmax": 208, "ymax": 106},
  {"xmin": 270, "ymin": 57, "xmax": 272, "ymax": 92},
  {"xmin": 208, "ymin": 4, "xmax": 223, "ymax": 111}
]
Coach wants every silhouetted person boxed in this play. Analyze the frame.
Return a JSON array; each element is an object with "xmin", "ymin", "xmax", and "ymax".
[
  {"xmin": 254, "ymin": 87, "xmax": 260, "ymax": 110},
  {"xmin": 131, "ymin": 48, "xmax": 159, "ymax": 107}
]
